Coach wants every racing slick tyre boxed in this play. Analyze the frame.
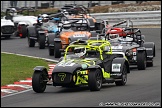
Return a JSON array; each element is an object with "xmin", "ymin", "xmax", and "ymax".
[
  {"xmin": 28, "ymin": 36, "xmax": 35, "ymax": 47},
  {"xmin": 115, "ymin": 64, "xmax": 127, "ymax": 86},
  {"xmin": 54, "ymin": 42, "xmax": 62, "ymax": 58},
  {"xmin": 146, "ymin": 60, "xmax": 153, "ymax": 67},
  {"xmin": 137, "ymin": 51, "xmax": 146, "ymax": 70},
  {"xmin": 5, "ymin": 35, "xmax": 11, "ymax": 39},
  {"xmin": 20, "ymin": 25, "xmax": 27, "ymax": 38},
  {"xmin": 49, "ymin": 47, "xmax": 54, "ymax": 56},
  {"xmin": 38, "ymin": 35, "xmax": 46, "ymax": 49},
  {"xmin": 32, "ymin": 70, "xmax": 48, "ymax": 93},
  {"xmin": 88, "ymin": 69, "xmax": 102, "ymax": 91}
]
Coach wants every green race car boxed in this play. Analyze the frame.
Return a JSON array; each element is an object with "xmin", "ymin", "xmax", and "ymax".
[{"xmin": 32, "ymin": 39, "xmax": 130, "ymax": 93}]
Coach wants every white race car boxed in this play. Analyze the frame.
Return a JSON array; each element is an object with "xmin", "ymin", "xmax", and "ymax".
[
  {"xmin": 4, "ymin": 7, "xmax": 37, "ymax": 38},
  {"xmin": 1, "ymin": 18, "xmax": 15, "ymax": 39}
]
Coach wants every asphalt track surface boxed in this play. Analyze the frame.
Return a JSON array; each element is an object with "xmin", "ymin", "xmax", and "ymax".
[{"xmin": 1, "ymin": 28, "xmax": 161, "ymax": 107}]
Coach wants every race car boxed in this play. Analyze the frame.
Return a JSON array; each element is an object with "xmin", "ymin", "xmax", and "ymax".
[
  {"xmin": 4, "ymin": 7, "xmax": 37, "ymax": 38},
  {"xmin": 48, "ymin": 17, "xmax": 102, "ymax": 58},
  {"xmin": 97, "ymin": 20, "xmax": 155, "ymax": 70},
  {"xmin": 58, "ymin": 4, "xmax": 103, "ymax": 31},
  {"xmin": 1, "ymin": 18, "xmax": 15, "ymax": 39},
  {"xmin": 32, "ymin": 39, "xmax": 130, "ymax": 93},
  {"xmin": 27, "ymin": 15, "xmax": 60, "ymax": 49}
]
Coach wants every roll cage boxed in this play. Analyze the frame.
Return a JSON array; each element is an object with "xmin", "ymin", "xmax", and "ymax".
[
  {"xmin": 59, "ymin": 4, "xmax": 90, "ymax": 15},
  {"xmin": 99, "ymin": 19, "xmax": 144, "ymax": 45},
  {"xmin": 63, "ymin": 40, "xmax": 112, "ymax": 60}
]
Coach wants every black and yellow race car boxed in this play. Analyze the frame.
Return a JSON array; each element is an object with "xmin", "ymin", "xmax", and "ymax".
[{"xmin": 32, "ymin": 39, "xmax": 130, "ymax": 93}]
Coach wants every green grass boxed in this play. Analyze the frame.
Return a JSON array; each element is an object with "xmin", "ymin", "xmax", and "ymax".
[{"xmin": 1, "ymin": 53, "xmax": 54, "ymax": 86}]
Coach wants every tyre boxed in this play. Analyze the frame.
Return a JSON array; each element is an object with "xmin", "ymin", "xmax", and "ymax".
[
  {"xmin": 88, "ymin": 69, "xmax": 102, "ymax": 91},
  {"xmin": 20, "ymin": 25, "xmax": 27, "ymax": 38},
  {"xmin": 32, "ymin": 70, "xmax": 48, "ymax": 93},
  {"xmin": 54, "ymin": 42, "xmax": 62, "ymax": 58},
  {"xmin": 39, "ymin": 35, "xmax": 46, "ymax": 49},
  {"xmin": 49, "ymin": 46, "xmax": 54, "ymax": 56},
  {"xmin": 5, "ymin": 35, "xmax": 11, "ymax": 39},
  {"xmin": 153, "ymin": 45, "xmax": 155, "ymax": 57},
  {"xmin": 115, "ymin": 64, "xmax": 127, "ymax": 86},
  {"xmin": 146, "ymin": 60, "xmax": 153, "ymax": 67},
  {"xmin": 137, "ymin": 51, "xmax": 146, "ymax": 70},
  {"xmin": 28, "ymin": 35, "xmax": 35, "ymax": 47}
]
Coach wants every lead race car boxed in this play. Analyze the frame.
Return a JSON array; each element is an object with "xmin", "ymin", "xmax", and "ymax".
[
  {"xmin": 32, "ymin": 39, "xmax": 130, "ymax": 93},
  {"xmin": 97, "ymin": 20, "xmax": 155, "ymax": 70}
]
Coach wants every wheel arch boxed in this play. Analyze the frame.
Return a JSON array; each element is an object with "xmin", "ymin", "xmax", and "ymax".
[
  {"xmin": 33, "ymin": 66, "xmax": 48, "ymax": 75},
  {"xmin": 112, "ymin": 58, "xmax": 130, "ymax": 73}
]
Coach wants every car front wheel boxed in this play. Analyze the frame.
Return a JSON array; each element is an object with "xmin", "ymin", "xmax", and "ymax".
[
  {"xmin": 32, "ymin": 70, "xmax": 48, "ymax": 93},
  {"xmin": 88, "ymin": 69, "xmax": 102, "ymax": 91}
]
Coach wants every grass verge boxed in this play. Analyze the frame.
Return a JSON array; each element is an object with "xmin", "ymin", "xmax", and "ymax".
[{"xmin": 1, "ymin": 53, "xmax": 54, "ymax": 86}]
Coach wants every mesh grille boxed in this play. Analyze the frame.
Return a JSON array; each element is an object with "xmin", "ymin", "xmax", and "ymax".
[{"xmin": 1, "ymin": 26, "xmax": 15, "ymax": 34}]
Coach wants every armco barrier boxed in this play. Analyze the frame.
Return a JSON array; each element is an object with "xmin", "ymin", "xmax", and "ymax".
[{"xmin": 91, "ymin": 11, "xmax": 161, "ymax": 26}]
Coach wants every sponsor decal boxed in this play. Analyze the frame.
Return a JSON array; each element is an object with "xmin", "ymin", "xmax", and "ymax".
[
  {"xmin": 58, "ymin": 73, "xmax": 66, "ymax": 81},
  {"xmin": 73, "ymin": 34, "xmax": 85, "ymax": 37},
  {"xmin": 111, "ymin": 46, "xmax": 123, "ymax": 49},
  {"xmin": 112, "ymin": 64, "xmax": 121, "ymax": 72}
]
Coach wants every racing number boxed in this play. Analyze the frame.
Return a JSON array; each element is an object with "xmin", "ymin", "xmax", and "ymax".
[{"xmin": 58, "ymin": 73, "xmax": 66, "ymax": 81}]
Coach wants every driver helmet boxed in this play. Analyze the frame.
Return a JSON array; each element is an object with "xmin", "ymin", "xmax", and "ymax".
[
  {"xmin": 109, "ymin": 34, "xmax": 119, "ymax": 40},
  {"xmin": 41, "ymin": 14, "xmax": 49, "ymax": 22},
  {"xmin": 74, "ymin": 47, "xmax": 86, "ymax": 58},
  {"xmin": 63, "ymin": 21, "xmax": 71, "ymax": 29},
  {"xmin": 9, "ymin": 8, "xmax": 17, "ymax": 16},
  {"xmin": 42, "ymin": 17, "xmax": 49, "ymax": 22}
]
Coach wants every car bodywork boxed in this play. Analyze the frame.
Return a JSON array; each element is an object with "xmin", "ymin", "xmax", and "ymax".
[
  {"xmin": 98, "ymin": 20, "xmax": 155, "ymax": 70},
  {"xmin": 4, "ymin": 7, "xmax": 37, "ymax": 38},
  {"xmin": 48, "ymin": 18, "xmax": 101, "ymax": 58},
  {"xmin": 27, "ymin": 17, "xmax": 59, "ymax": 49},
  {"xmin": 1, "ymin": 18, "xmax": 15, "ymax": 39},
  {"xmin": 32, "ymin": 39, "xmax": 130, "ymax": 93}
]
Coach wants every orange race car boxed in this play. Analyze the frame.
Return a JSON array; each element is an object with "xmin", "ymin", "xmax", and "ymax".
[{"xmin": 47, "ymin": 18, "xmax": 101, "ymax": 58}]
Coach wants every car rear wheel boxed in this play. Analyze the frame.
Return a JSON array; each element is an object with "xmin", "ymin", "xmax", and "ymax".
[
  {"xmin": 49, "ymin": 46, "xmax": 54, "ymax": 56},
  {"xmin": 39, "ymin": 35, "xmax": 46, "ymax": 49},
  {"xmin": 115, "ymin": 64, "xmax": 127, "ymax": 86},
  {"xmin": 32, "ymin": 70, "xmax": 48, "ymax": 93},
  {"xmin": 54, "ymin": 42, "xmax": 62, "ymax": 58},
  {"xmin": 28, "ymin": 35, "xmax": 35, "ymax": 47},
  {"xmin": 88, "ymin": 69, "xmax": 102, "ymax": 91},
  {"xmin": 20, "ymin": 25, "xmax": 27, "ymax": 38},
  {"xmin": 5, "ymin": 35, "xmax": 11, "ymax": 39},
  {"xmin": 137, "ymin": 51, "xmax": 146, "ymax": 70},
  {"xmin": 146, "ymin": 60, "xmax": 153, "ymax": 67}
]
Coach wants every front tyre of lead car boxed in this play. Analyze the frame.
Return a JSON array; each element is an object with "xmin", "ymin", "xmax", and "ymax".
[
  {"xmin": 88, "ymin": 69, "xmax": 102, "ymax": 91},
  {"xmin": 115, "ymin": 64, "xmax": 127, "ymax": 86},
  {"xmin": 32, "ymin": 70, "xmax": 48, "ymax": 93}
]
